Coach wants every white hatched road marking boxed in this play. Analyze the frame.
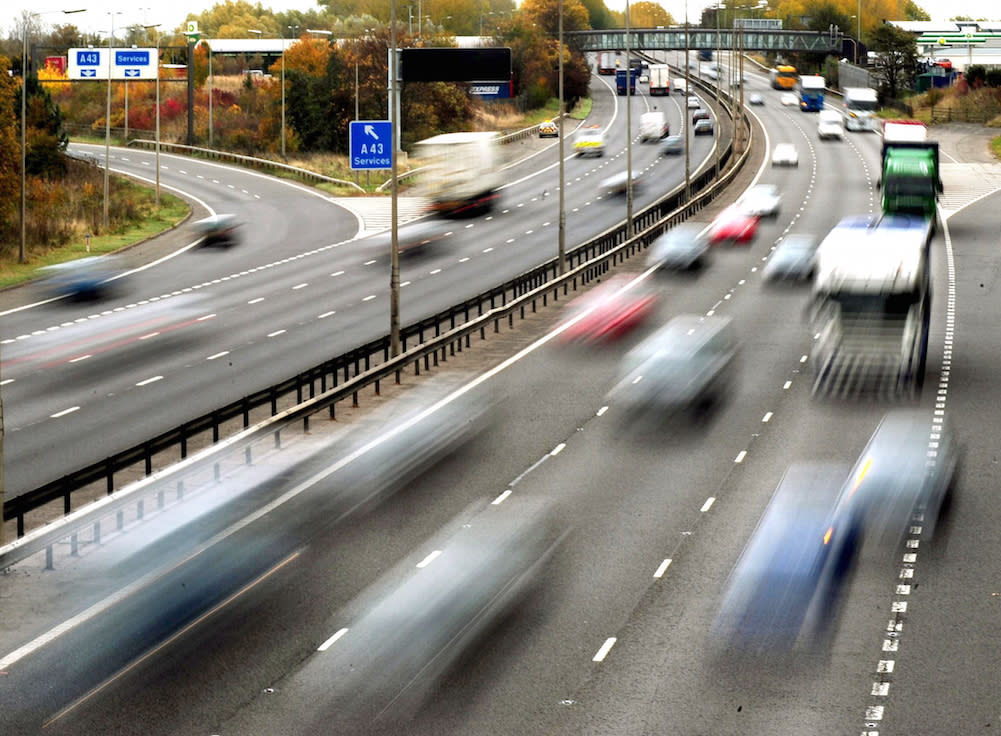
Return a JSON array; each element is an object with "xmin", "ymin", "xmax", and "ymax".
[
  {"xmin": 331, "ymin": 196, "xmax": 428, "ymax": 237},
  {"xmin": 938, "ymin": 163, "xmax": 1001, "ymax": 216}
]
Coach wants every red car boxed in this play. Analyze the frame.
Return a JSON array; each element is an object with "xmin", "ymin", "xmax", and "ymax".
[
  {"xmin": 558, "ymin": 274, "xmax": 658, "ymax": 344},
  {"xmin": 707, "ymin": 206, "xmax": 759, "ymax": 245}
]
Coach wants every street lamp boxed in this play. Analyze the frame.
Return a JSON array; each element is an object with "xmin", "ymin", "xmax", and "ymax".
[{"xmin": 21, "ymin": 8, "xmax": 86, "ymax": 265}]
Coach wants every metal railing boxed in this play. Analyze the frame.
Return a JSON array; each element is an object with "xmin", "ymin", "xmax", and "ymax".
[{"xmin": 3, "ymin": 77, "xmax": 752, "ymax": 546}]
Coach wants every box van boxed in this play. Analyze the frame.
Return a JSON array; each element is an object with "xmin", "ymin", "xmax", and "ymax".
[
  {"xmin": 639, "ymin": 111, "xmax": 669, "ymax": 142},
  {"xmin": 817, "ymin": 109, "xmax": 844, "ymax": 140},
  {"xmin": 608, "ymin": 314, "xmax": 738, "ymax": 415}
]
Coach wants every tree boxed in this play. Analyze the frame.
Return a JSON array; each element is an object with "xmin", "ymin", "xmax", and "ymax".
[
  {"xmin": 520, "ymin": 0, "xmax": 591, "ymax": 36},
  {"xmin": 867, "ymin": 22, "xmax": 919, "ymax": 100},
  {"xmin": 903, "ymin": 0, "xmax": 930, "ymax": 21},
  {"xmin": 23, "ymin": 77, "xmax": 69, "ymax": 176},
  {"xmin": 579, "ymin": 0, "xmax": 615, "ymax": 29},
  {"xmin": 0, "ymin": 56, "xmax": 20, "ymax": 237},
  {"xmin": 803, "ymin": 1, "xmax": 852, "ymax": 35},
  {"xmin": 628, "ymin": 2, "xmax": 675, "ymax": 27}
]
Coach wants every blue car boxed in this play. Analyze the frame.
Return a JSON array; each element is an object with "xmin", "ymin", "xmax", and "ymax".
[{"xmin": 712, "ymin": 463, "xmax": 861, "ymax": 655}]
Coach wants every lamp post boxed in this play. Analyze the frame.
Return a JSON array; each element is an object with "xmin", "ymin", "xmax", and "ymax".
[
  {"xmin": 21, "ymin": 8, "xmax": 86, "ymax": 265},
  {"xmin": 625, "ymin": 0, "xmax": 633, "ymax": 237},
  {"xmin": 104, "ymin": 10, "xmax": 123, "ymax": 229},
  {"xmin": 857, "ymin": 0, "xmax": 861, "ymax": 64},
  {"xmin": 557, "ymin": 0, "xmax": 565, "ymax": 274}
]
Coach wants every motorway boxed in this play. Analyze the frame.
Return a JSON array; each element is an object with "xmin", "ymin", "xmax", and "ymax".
[
  {"xmin": 2, "ymin": 56, "xmax": 1000, "ymax": 734},
  {"xmin": 1, "ymin": 72, "xmax": 718, "ymax": 499}
]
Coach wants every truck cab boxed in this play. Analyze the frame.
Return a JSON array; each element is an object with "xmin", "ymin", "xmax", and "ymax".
[{"xmin": 880, "ymin": 120, "xmax": 942, "ymax": 218}]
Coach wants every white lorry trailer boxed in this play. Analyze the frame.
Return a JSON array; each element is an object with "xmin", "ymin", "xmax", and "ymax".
[
  {"xmin": 648, "ymin": 64, "xmax": 670, "ymax": 95},
  {"xmin": 809, "ymin": 214, "xmax": 932, "ymax": 398},
  {"xmin": 413, "ymin": 131, "xmax": 502, "ymax": 218}
]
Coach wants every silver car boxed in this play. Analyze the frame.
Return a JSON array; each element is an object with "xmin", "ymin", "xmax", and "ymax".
[
  {"xmin": 737, "ymin": 184, "xmax": 782, "ymax": 218},
  {"xmin": 608, "ymin": 314, "xmax": 737, "ymax": 416},
  {"xmin": 762, "ymin": 235, "xmax": 818, "ymax": 282},
  {"xmin": 647, "ymin": 223, "xmax": 710, "ymax": 271}
]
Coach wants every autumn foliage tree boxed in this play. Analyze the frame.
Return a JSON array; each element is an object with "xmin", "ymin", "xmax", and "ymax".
[
  {"xmin": 0, "ymin": 56, "xmax": 20, "ymax": 244},
  {"xmin": 628, "ymin": 2, "xmax": 675, "ymax": 27}
]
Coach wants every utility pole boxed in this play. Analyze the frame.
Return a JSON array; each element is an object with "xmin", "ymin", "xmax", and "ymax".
[
  {"xmin": 390, "ymin": 0, "xmax": 401, "ymax": 356},
  {"xmin": 557, "ymin": 0, "xmax": 566, "ymax": 274},
  {"xmin": 625, "ymin": 0, "xmax": 633, "ymax": 237}
]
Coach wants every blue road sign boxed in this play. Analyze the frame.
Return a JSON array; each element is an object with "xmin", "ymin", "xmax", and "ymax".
[
  {"xmin": 124, "ymin": 69, "xmax": 140, "ymax": 77},
  {"xmin": 115, "ymin": 50, "xmax": 150, "ymax": 66},
  {"xmin": 76, "ymin": 50, "xmax": 100, "ymax": 66},
  {"xmin": 350, "ymin": 120, "xmax": 393, "ymax": 170}
]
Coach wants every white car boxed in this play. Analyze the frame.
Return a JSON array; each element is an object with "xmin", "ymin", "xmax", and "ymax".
[
  {"xmin": 780, "ymin": 92, "xmax": 798, "ymax": 106},
  {"xmin": 737, "ymin": 184, "xmax": 782, "ymax": 218},
  {"xmin": 687, "ymin": 95, "xmax": 700, "ymax": 109},
  {"xmin": 673, "ymin": 78, "xmax": 688, "ymax": 94},
  {"xmin": 749, "ymin": 93, "xmax": 764, "ymax": 105},
  {"xmin": 771, "ymin": 143, "xmax": 799, "ymax": 167},
  {"xmin": 817, "ymin": 110, "xmax": 845, "ymax": 140}
]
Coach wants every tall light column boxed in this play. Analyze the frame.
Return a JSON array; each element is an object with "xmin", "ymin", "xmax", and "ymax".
[
  {"xmin": 208, "ymin": 41, "xmax": 213, "ymax": 147},
  {"xmin": 857, "ymin": 0, "xmax": 861, "ymax": 64},
  {"xmin": 625, "ymin": 0, "xmax": 633, "ymax": 237},
  {"xmin": 557, "ymin": 0, "xmax": 566, "ymax": 274},
  {"xmin": 283, "ymin": 25, "xmax": 299, "ymax": 158},
  {"xmin": 389, "ymin": 3, "xmax": 400, "ymax": 356},
  {"xmin": 684, "ymin": 2, "xmax": 691, "ymax": 200}
]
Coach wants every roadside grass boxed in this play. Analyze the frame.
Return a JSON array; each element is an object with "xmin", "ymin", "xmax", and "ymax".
[
  {"xmin": 0, "ymin": 193, "xmax": 188, "ymax": 290},
  {"xmin": 992, "ymin": 135, "xmax": 1001, "ymax": 161}
]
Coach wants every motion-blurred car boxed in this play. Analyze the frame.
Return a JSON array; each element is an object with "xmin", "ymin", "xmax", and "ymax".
[
  {"xmin": 771, "ymin": 143, "xmax": 799, "ymax": 167},
  {"xmin": 692, "ymin": 108, "xmax": 711, "ymax": 124},
  {"xmin": 687, "ymin": 95, "xmax": 701, "ymax": 109},
  {"xmin": 673, "ymin": 78, "xmax": 688, "ymax": 94},
  {"xmin": 737, "ymin": 184, "xmax": 782, "ymax": 218},
  {"xmin": 749, "ymin": 92, "xmax": 765, "ymax": 105},
  {"xmin": 646, "ymin": 223, "xmax": 710, "ymax": 271},
  {"xmin": 607, "ymin": 314, "xmax": 737, "ymax": 415},
  {"xmin": 707, "ymin": 206, "xmax": 758, "ymax": 245},
  {"xmin": 37, "ymin": 255, "xmax": 123, "ymax": 301},
  {"xmin": 304, "ymin": 497, "xmax": 568, "ymax": 728},
  {"xmin": 538, "ymin": 119, "xmax": 559, "ymax": 138},
  {"xmin": 192, "ymin": 213, "xmax": 241, "ymax": 247},
  {"xmin": 780, "ymin": 92, "xmax": 798, "ymax": 106},
  {"xmin": 558, "ymin": 274, "xmax": 658, "ymax": 345},
  {"xmin": 762, "ymin": 234, "xmax": 818, "ymax": 281},
  {"xmin": 599, "ymin": 170, "xmax": 643, "ymax": 196},
  {"xmin": 817, "ymin": 109, "xmax": 845, "ymax": 140},
  {"xmin": 361, "ymin": 218, "xmax": 454, "ymax": 256},
  {"xmin": 328, "ymin": 374, "xmax": 494, "ymax": 511},
  {"xmin": 712, "ymin": 463, "xmax": 861, "ymax": 655},
  {"xmin": 693, "ymin": 119, "xmax": 714, "ymax": 136},
  {"xmin": 661, "ymin": 135, "xmax": 684, "ymax": 155},
  {"xmin": 843, "ymin": 409, "xmax": 959, "ymax": 545},
  {"xmin": 574, "ymin": 126, "xmax": 605, "ymax": 157}
]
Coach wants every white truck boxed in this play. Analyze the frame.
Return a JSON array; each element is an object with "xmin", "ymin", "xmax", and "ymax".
[
  {"xmin": 639, "ymin": 111, "xmax": 669, "ymax": 142},
  {"xmin": 809, "ymin": 214, "xmax": 932, "ymax": 398},
  {"xmin": 842, "ymin": 87, "xmax": 879, "ymax": 131},
  {"xmin": 648, "ymin": 64, "xmax": 670, "ymax": 95},
  {"xmin": 413, "ymin": 131, "xmax": 502, "ymax": 217}
]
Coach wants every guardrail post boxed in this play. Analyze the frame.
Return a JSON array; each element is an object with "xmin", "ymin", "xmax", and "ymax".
[
  {"xmin": 213, "ymin": 415, "xmax": 220, "ymax": 443},
  {"xmin": 244, "ymin": 400, "xmax": 251, "ymax": 428},
  {"xmin": 93, "ymin": 521, "xmax": 101, "ymax": 546},
  {"xmin": 137, "ymin": 499, "xmax": 144, "ymax": 520},
  {"xmin": 70, "ymin": 532, "xmax": 78, "ymax": 556},
  {"xmin": 145, "ymin": 447, "xmax": 153, "ymax": 477},
  {"xmin": 214, "ymin": 463, "xmax": 221, "ymax": 482},
  {"xmin": 180, "ymin": 434, "xmax": 188, "ymax": 459},
  {"xmin": 45, "ymin": 545, "xmax": 53, "ymax": 570},
  {"xmin": 117, "ymin": 510, "xmax": 124, "ymax": 530},
  {"xmin": 303, "ymin": 414, "xmax": 310, "ymax": 433},
  {"xmin": 157, "ymin": 490, "xmax": 165, "ymax": 510},
  {"xmin": 177, "ymin": 480, "xmax": 184, "ymax": 501}
]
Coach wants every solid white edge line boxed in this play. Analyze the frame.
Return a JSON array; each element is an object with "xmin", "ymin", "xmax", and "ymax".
[
  {"xmin": 593, "ymin": 637, "xmax": 617, "ymax": 662},
  {"xmin": 416, "ymin": 550, "xmax": 442, "ymax": 569},
  {"xmin": 317, "ymin": 627, "xmax": 349, "ymax": 652},
  {"xmin": 491, "ymin": 490, "xmax": 512, "ymax": 505}
]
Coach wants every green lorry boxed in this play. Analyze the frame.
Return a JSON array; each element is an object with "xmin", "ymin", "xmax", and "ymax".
[{"xmin": 879, "ymin": 120, "xmax": 943, "ymax": 218}]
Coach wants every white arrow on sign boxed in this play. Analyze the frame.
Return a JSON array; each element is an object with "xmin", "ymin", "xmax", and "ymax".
[
  {"xmin": 364, "ymin": 124, "xmax": 379, "ymax": 140},
  {"xmin": 81, "ymin": 69, "xmax": 96, "ymax": 77},
  {"xmin": 124, "ymin": 69, "xmax": 140, "ymax": 77}
]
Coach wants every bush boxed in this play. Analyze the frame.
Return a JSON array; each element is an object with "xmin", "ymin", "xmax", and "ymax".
[{"xmin": 987, "ymin": 69, "xmax": 1001, "ymax": 88}]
